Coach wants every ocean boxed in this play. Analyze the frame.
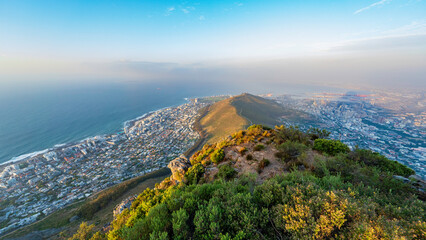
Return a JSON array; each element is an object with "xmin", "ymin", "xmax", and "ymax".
[
  {"xmin": 0, "ymin": 80, "xmax": 237, "ymax": 165},
  {"xmin": 0, "ymin": 80, "xmax": 348, "ymax": 165}
]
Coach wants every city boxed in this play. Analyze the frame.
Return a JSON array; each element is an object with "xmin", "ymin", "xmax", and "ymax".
[{"xmin": 0, "ymin": 100, "xmax": 207, "ymax": 235}]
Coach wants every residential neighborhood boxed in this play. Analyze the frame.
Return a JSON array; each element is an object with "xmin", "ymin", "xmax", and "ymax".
[{"xmin": 0, "ymin": 100, "xmax": 207, "ymax": 235}]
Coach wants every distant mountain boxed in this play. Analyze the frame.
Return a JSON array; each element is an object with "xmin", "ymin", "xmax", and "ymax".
[{"xmin": 199, "ymin": 93, "xmax": 312, "ymax": 144}]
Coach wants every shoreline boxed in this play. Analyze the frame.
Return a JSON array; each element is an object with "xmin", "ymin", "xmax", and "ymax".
[{"xmin": 0, "ymin": 99, "xmax": 191, "ymax": 169}]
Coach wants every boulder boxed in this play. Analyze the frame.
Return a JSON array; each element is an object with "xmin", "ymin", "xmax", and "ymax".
[
  {"xmin": 113, "ymin": 195, "xmax": 137, "ymax": 218},
  {"xmin": 168, "ymin": 155, "xmax": 191, "ymax": 182}
]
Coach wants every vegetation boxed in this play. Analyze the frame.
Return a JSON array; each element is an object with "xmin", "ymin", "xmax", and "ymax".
[
  {"xmin": 253, "ymin": 144, "xmax": 265, "ymax": 151},
  {"xmin": 210, "ymin": 149, "xmax": 225, "ymax": 164},
  {"xmin": 276, "ymin": 141, "xmax": 307, "ymax": 161},
  {"xmin": 348, "ymin": 148, "xmax": 415, "ymax": 177},
  {"xmin": 78, "ymin": 171, "xmax": 424, "ymax": 240},
  {"xmin": 313, "ymin": 139, "xmax": 350, "ymax": 156},
  {"xmin": 257, "ymin": 159, "xmax": 270, "ymax": 173},
  {"xmin": 71, "ymin": 125, "xmax": 424, "ymax": 240},
  {"xmin": 184, "ymin": 163, "xmax": 205, "ymax": 185},
  {"xmin": 217, "ymin": 164, "xmax": 238, "ymax": 180}
]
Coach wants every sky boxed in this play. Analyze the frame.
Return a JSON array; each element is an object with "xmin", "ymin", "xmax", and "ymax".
[{"xmin": 0, "ymin": 0, "xmax": 425, "ymax": 89}]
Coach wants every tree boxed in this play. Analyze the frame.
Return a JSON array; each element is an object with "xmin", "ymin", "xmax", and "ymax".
[{"xmin": 68, "ymin": 222, "xmax": 95, "ymax": 240}]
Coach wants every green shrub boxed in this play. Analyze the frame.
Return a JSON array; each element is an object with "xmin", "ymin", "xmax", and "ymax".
[
  {"xmin": 210, "ymin": 149, "xmax": 225, "ymax": 164},
  {"xmin": 313, "ymin": 139, "xmax": 350, "ymax": 156},
  {"xmin": 184, "ymin": 163, "xmax": 205, "ymax": 185},
  {"xmin": 307, "ymin": 127, "xmax": 331, "ymax": 140},
  {"xmin": 217, "ymin": 164, "xmax": 238, "ymax": 180},
  {"xmin": 254, "ymin": 144, "xmax": 265, "ymax": 151},
  {"xmin": 172, "ymin": 208, "xmax": 189, "ymax": 240},
  {"xmin": 276, "ymin": 141, "xmax": 307, "ymax": 161},
  {"xmin": 348, "ymin": 149, "xmax": 415, "ymax": 177},
  {"xmin": 257, "ymin": 159, "xmax": 270, "ymax": 173},
  {"xmin": 103, "ymin": 171, "xmax": 425, "ymax": 240},
  {"xmin": 274, "ymin": 125, "xmax": 310, "ymax": 145}
]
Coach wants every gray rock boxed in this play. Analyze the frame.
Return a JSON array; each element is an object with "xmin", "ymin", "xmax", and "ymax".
[
  {"xmin": 113, "ymin": 195, "xmax": 137, "ymax": 218},
  {"xmin": 168, "ymin": 155, "xmax": 191, "ymax": 182},
  {"xmin": 393, "ymin": 175, "xmax": 410, "ymax": 183}
]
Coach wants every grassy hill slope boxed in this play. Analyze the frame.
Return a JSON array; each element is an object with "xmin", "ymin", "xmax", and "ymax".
[
  {"xmin": 200, "ymin": 93, "xmax": 311, "ymax": 144},
  {"xmin": 199, "ymin": 96, "xmax": 249, "ymax": 144},
  {"xmin": 230, "ymin": 93, "xmax": 311, "ymax": 127}
]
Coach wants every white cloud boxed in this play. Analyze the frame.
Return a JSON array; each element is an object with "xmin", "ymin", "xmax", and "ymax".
[
  {"xmin": 181, "ymin": 6, "xmax": 195, "ymax": 14},
  {"xmin": 354, "ymin": 0, "xmax": 391, "ymax": 15},
  {"xmin": 165, "ymin": 6, "xmax": 175, "ymax": 16}
]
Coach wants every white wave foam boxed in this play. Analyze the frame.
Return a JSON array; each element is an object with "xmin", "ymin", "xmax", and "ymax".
[{"xmin": 0, "ymin": 149, "xmax": 50, "ymax": 166}]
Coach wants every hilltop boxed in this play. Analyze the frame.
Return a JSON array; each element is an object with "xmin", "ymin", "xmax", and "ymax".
[
  {"xmin": 198, "ymin": 93, "xmax": 311, "ymax": 144},
  {"xmin": 72, "ymin": 125, "xmax": 425, "ymax": 240}
]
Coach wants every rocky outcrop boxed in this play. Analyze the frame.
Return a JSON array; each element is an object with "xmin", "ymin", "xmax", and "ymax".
[
  {"xmin": 393, "ymin": 174, "xmax": 426, "ymax": 200},
  {"xmin": 168, "ymin": 155, "xmax": 191, "ymax": 183},
  {"xmin": 113, "ymin": 195, "xmax": 137, "ymax": 218}
]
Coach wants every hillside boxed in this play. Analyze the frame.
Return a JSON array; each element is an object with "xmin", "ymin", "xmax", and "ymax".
[
  {"xmin": 71, "ymin": 125, "xmax": 425, "ymax": 240},
  {"xmin": 199, "ymin": 93, "xmax": 311, "ymax": 144}
]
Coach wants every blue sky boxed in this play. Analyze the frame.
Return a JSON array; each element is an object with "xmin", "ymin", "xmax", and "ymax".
[{"xmin": 0, "ymin": 0, "xmax": 425, "ymax": 88}]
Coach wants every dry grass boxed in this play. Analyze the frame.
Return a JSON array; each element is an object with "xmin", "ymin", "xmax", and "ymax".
[
  {"xmin": 199, "ymin": 93, "xmax": 312, "ymax": 145},
  {"xmin": 200, "ymin": 98, "xmax": 248, "ymax": 144}
]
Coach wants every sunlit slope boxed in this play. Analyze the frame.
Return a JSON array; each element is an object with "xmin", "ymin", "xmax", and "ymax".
[
  {"xmin": 230, "ymin": 93, "xmax": 305, "ymax": 127},
  {"xmin": 200, "ymin": 97, "xmax": 249, "ymax": 144},
  {"xmin": 200, "ymin": 93, "xmax": 311, "ymax": 144}
]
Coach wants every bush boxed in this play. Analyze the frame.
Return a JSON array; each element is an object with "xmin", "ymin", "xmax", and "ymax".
[
  {"xmin": 276, "ymin": 141, "xmax": 307, "ymax": 162},
  {"xmin": 313, "ymin": 139, "xmax": 350, "ymax": 156},
  {"xmin": 246, "ymin": 154, "xmax": 253, "ymax": 161},
  {"xmin": 254, "ymin": 144, "xmax": 265, "ymax": 151},
  {"xmin": 185, "ymin": 163, "xmax": 205, "ymax": 185},
  {"xmin": 68, "ymin": 222, "xmax": 95, "ymax": 240},
  {"xmin": 210, "ymin": 149, "xmax": 225, "ymax": 164},
  {"xmin": 348, "ymin": 149, "xmax": 415, "ymax": 177},
  {"xmin": 274, "ymin": 125, "xmax": 310, "ymax": 145},
  {"xmin": 217, "ymin": 164, "xmax": 238, "ymax": 180},
  {"xmin": 307, "ymin": 127, "xmax": 331, "ymax": 140},
  {"xmin": 257, "ymin": 159, "xmax": 270, "ymax": 173},
  {"xmin": 102, "ymin": 171, "xmax": 425, "ymax": 240},
  {"xmin": 192, "ymin": 147, "xmax": 214, "ymax": 165}
]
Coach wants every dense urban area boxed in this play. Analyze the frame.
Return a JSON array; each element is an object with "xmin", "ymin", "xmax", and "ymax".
[
  {"xmin": 274, "ymin": 92, "xmax": 425, "ymax": 179},
  {"xmin": 0, "ymin": 100, "xmax": 207, "ymax": 235}
]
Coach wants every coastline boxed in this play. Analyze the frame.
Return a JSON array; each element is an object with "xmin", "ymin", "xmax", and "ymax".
[{"xmin": 0, "ymin": 99, "xmax": 190, "ymax": 169}]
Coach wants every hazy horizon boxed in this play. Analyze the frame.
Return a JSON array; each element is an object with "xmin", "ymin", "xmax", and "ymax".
[{"xmin": 1, "ymin": 0, "xmax": 425, "ymax": 90}]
